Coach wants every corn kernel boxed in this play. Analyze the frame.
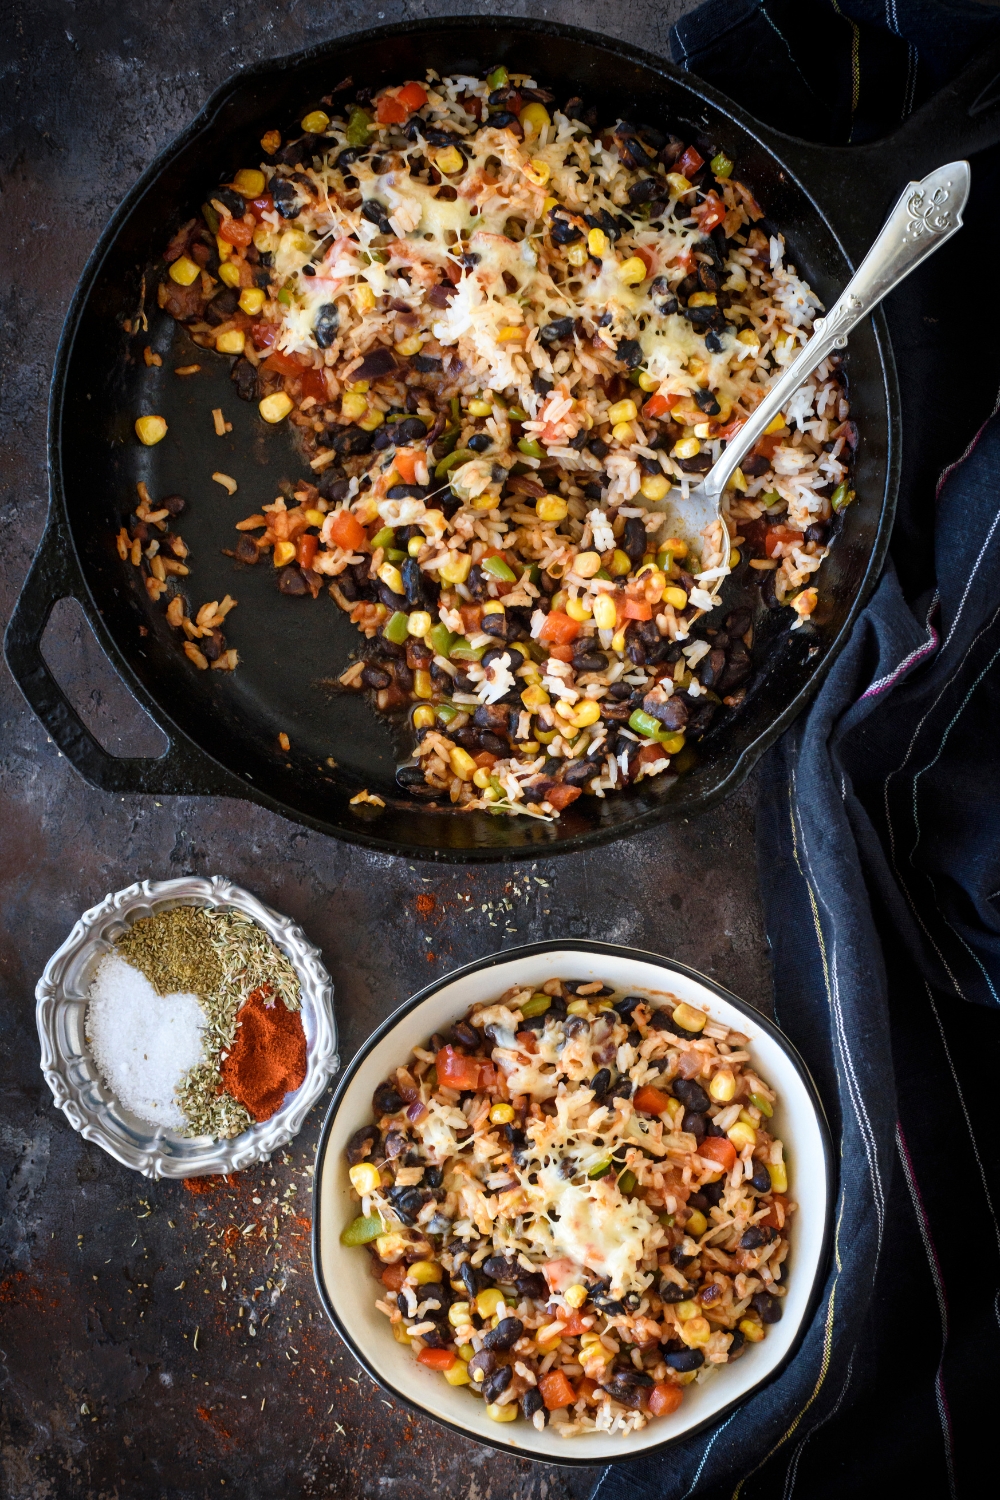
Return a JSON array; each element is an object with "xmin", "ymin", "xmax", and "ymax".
[
  {"xmin": 564, "ymin": 1284, "xmax": 588, "ymax": 1309},
  {"xmin": 666, "ymin": 172, "xmax": 692, "ymax": 194},
  {"xmin": 566, "ymin": 242, "xmax": 588, "ymax": 267},
  {"xmin": 618, "ymin": 256, "xmax": 648, "ymax": 285},
  {"xmin": 566, "ymin": 998, "xmax": 590, "ymax": 1016},
  {"xmin": 536, "ymin": 494, "xmax": 568, "ymax": 522},
  {"xmin": 572, "ymin": 699, "xmax": 602, "ymax": 728},
  {"xmin": 134, "ymin": 415, "xmax": 168, "ymax": 446},
  {"xmin": 395, "ymin": 334, "xmax": 424, "ymax": 357},
  {"xmin": 739, "ymin": 1317, "xmax": 765, "ymax": 1343},
  {"xmin": 565, "ymin": 596, "xmax": 591, "ymax": 622},
  {"xmin": 450, "ymin": 746, "xmax": 477, "ymax": 781},
  {"xmin": 570, "ymin": 551, "xmax": 600, "ymax": 579},
  {"xmin": 490, "ymin": 1102, "xmax": 515, "ymax": 1125},
  {"xmin": 593, "ymin": 594, "xmax": 618, "ymax": 630},
  {"xmin": 523, "ymin": 157, "xmax": 551, "ymax": 186},
  {"xmin": 273, "ymin": 540, "xmax": 296, "ymax": 568},
  {"xmin": 728, "ymin": 1121, "xmax": 757, "ymax": 1152},
  {"xmin": 673, "ymin": 1002, "xmax": 706, "ymax": 1032},
  {"xmin": 640, "ymin": 473, "xmax": 670, "ymax": 502},
  {"xmin": 252, "ymin": 226, "xmax": 275, "ymax": 254},
  {"xmin": 407, "ymin": 610, "xmax": 432, "ymax": 637},
  {"xmin": 169, "ymin": 255, "xmax": 200, "ymax": 286},
  {"xmin": 473, "ymin": 767, "xmax": 492, "ymax": 790},
  {"xmin": 439, "ymin": 552, "xmax": 471, "ymax": 584},
  {"xmin": 679, "ymin": 1315, "xmax": 711, "ymax": 1347},
  {"xmin": 693, "ymin": 423, "xmax": 713, "ymax": 440},
  {"xmin": 340, "ymin": 392, "xmax": 369, "ymax": 422},
  {"xmin": 686, "ymin": 1209, "xmax": 708, "ymax": 1237},
  {"xmin": 588, "ymin": 227, "xmax": 608, "ymax": 257},
  {"xmin": 486, "ymin": 1402, "xmax": 518, "ymax": 1422},
  {"xmin": 709, "ymin": 1069, "xmax": 736, "ymax": 1103},
  {"xmin": 608, "ymin": 399, "xmax": 638, "ymax": 426},
  {"xmin": 259, "ymin": 392, "xmax": 293, "ymax": 423},
  {"xmin": 662, "ymin": 586, "xmax": 688, "ymax": 611},
  {"xmin": 407, "ymin": 535, "xmax": 425, "ymax": 556},
  {"xmin": 376, "ymin": 1232, "xmax": 406, "ymax": 1261},
  {"xmin": 457, "ymin": 1344, "xmax": 474, "ymax": 1361},
  {"xmin": 688, "ymin": 291, "xmax": 717, "ymax": 308},
  {"xmin": 216, "ymin": 329, "xmax": 246, "ymax": 355},
  {"xmin": 637, "ymin": 371, "xmax": 658, "ymax": 391},
  {"xmin": 377, "ymin": 562, "xmax": 405, "ymax": 595},
  {"xmin": 476, "ymin": 1288, "xmax": 506, "ymax": 1320},
  {"xmin": 407, "ymin": 1261, "xmax": 442, "ymax": 1287},
  {"xmin": 580, "ymin": 1332, "xmax": 603, "ymax": 1348},
  {"xmin": 353, "ymin": 283, "xmax": 376, "ymax": 313},
  {"xmin": 301, "ymin": 109, "xmax": 330, "ymax": 134},
  {"xmin": 358, "ymin": 408, "xmax": 385, "ymax": 432},
  {"xmin": 661, "ymin": 732, "xmax": 685, "ymax": 754},
  {"xmin": 218, "ymin": 260, "xmax": 242, "ymax": 287},
  {"xmin": 675, "ymin": 1300, "xmax": 699, "ymax": 1322},
  {"xmin": 239, "ymin": 287, "xmax": 266, "ymax": 316},
  {"xmin": 769, "ymin": 1159, "xmax": 788, "ymax": 1193},
  {"xmin": 233, "ymin": 168, "xmax": 266, "ymax": 198},
  {"xmin": 791, "ymin": 587, "xmax": 818, "ymax": 617},
  {"xmin": 468, "ymin": 398, "xmax": 493, "ymax": 416},
  {"xmin": 672, "ymin": 436, "xmax": 701, "ymax": 459},
  {"xmin": 520, "ymin": 102, "xmax": 551, "ymax": 135},
  {"xmin": 612, "ymin": 422, "xmax": 634, "ymax": 444},
  {"xmin": 471, "ymin": 492, "xmax": 500, "ymax": 512},
  {"xmin": 764, "ymin": 413, "xmax": 787, "ymax": 435},
  {"xmin": 663, "ymin": 536, "xmax": 688, "ymax": 558},
  {"xmin": 348, "ymin": 1161, "xmax": 381, "ymax": 1194},
  {"xmin": 739, "ymin": 1108, "xmax": 757, "ymax": 1126},
  {"xmin": 611, "ymin": 628, "xmax": 627, "ymax": 652},
  {"xmin": 413, "ymin": 669, "xmax": 433, "ymax": 700},
  {"xmin": 521, "ymin": 684, "xmax": 550, "ymax": 709},
  {"xmin": 412, "ymin": 704, "xmax": 435, "ymax": 728},
  {"xmin": 542, "ymin": 196, "xmax": 558, "ymax": 213},
  {"xmin": 444, "ymin": 1361, "xmax": 472, "ymax": 1386},
  {"xmin": 392, "ymin": 1320, "xmax": 412, "ymax": 1345},
  {"xmin": 434, "ymin": 145, "xmax": 465, "ymax": 174},
  {"xmin": 726, "ymin": 467, "xmax": 747, "ymax": 493}
]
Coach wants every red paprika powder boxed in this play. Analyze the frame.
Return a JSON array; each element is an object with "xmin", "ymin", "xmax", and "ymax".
[{"xmin": 220, "ymin": 984, "xmax": 307, "ymax": 1121}]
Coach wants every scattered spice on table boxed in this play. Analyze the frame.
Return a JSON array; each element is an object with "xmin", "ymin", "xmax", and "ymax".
[{"xmin": 86, "ymin": 904, "xmax": 305, "ymax": 1141}]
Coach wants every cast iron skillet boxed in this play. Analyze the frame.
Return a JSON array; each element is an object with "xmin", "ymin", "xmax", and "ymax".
[{"xmin": 8, "ymin": 18, "xmax": 1000, "ymax": 862}]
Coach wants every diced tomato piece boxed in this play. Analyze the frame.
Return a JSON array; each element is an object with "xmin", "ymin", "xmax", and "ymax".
[
  {"xmin": 695, "ymin": 190, "xmax": 726, "ymax": 233},
  {"xmin": 435, "ymin": 1045, "xmax": 484, "ymax": 1092},
  {"xmin": 760, "ymin": 1193, "xmax": 789, "ymax": 1230},
  {"xmin": 643, "ymin": 392, "xmax": 679, "ymax": 419},
  {"xmin": 538, "ymin": 610, "xmax": 581, "ymax": 645},
  {"xmin": 296, "ymin": 534, "xmax": 318, "ymax": 570},
  {"xmin": 545, "ymin": 784, "xmax": 582, "ymax": 812},
  {"xmin": 648, "ymin": 1381, "xmax": 683, "ymax": 1416},
  {"xmin": 478, "ymin": 1062, "xmax": 498, "ymax": 1093},
  {"xmin": 417, "ymin": 1346, "xmax": 457, "ymax": 1371},
  {"xmin": 251, "ymin": 321, "xmax": 277, "ymax": 350},
  {"xmin": 577, "ymin": 1377, "xmax": 599, "ymax": 1402},
  {"xmin": 545, "ymin": 643, "xmax": 575, "ymax": 662},
  {"xmin": 376, "ymin": 94, "xmax": 409, "ymax": 124},
  {"xmin": 300, "ymin": 367, "xmax": 328, "ymax": 403},
  {"xmin": 677, "ymin": 146, "xmax": 705, "ymax": 178},
  {"xmin": 699, "ymin": 1136, "xmax": 738, "ymax": 1173},
  {"xmin": 755, "ymin": 432, "xmax": 782, "ymax": 460},
  {"xmin": 716, "ymin": 415, "xmax": 745, "ymax": 443},
  {"xmin": 473, "ymin": 750, "xmax": 497, "ymax": 770},
  {"xmin": 539, "ymin": 1370, "xmax": 577, "ymax": 1411},
  {"xmin": 263, "ymin": 350, "xmax": 302, "ymax": 376},
  {"xmin": 764, "ymin": 524, "xmax": 804, "ymax": 558},
  {"xmin": 637, "ymin": 743, "xmax": 668, "ymax": 769},
  {"xmin": 633, "ymin": 1084, "xmax": 673, "ymax": 1115},
  {"xmin": 443, "ymin": 259, "xmax": 463, "ymax": 285},
  {"xmin": 381, "ymin": 1262, "xmax": 407, "ymax": 1291},
  {"xmin": 397, "ymin": 81, "xmax": 428, "ymax": 111},
  {"xmin": 248, "ymin": 195, "xmax": 274, "ymax": 222},
  {"xmin": 459, "ymin": 604, "xmax": 482, "ymax": 634},
  {"xmin": 394, "ymin": 448, "xmax": 419, "ymax": 484},
  {"xmin": 514, "ymin": 1030, "xmax": 538, "ymax": 1053},
  {"xmin": 327, "ymin": 510, "xmax": 367, "ymax": 552},
  {"xmin": 219, "ymin": 216, "xmax": 253, "ymax": 247},
  {"xmin": 622, "ymin": 597, "xmax": 652, "ymax": 622},
  {"xmin": 559, "ymin": 1311, "xmax": 590, "ymax": 1338},
  {"xmin": 633, "ymin": 246, "xmax": 655, "ymax": 277},
  {"xmin": 671, "ymin": 248, "xmax": 695, "ymax": 275}
]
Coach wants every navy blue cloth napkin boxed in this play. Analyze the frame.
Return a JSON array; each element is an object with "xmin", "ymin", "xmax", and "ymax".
[{"xmin": 594, "ymin": 5, "xmax": 1000, "ymax": 1497}]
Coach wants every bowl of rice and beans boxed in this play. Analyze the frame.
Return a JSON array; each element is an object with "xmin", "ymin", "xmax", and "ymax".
[
  {"xmin": 148, "ymin": 67, "xmax": 853, "ymax": 822},
  {"xmin": 313, "ymin": 946, "xmax": 832, "ymax": 1459}
]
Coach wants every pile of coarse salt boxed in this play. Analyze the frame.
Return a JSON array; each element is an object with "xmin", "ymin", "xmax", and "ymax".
[{"xmin": 87, "ymin": 952, "xmax": 205, "ymax": 1129}]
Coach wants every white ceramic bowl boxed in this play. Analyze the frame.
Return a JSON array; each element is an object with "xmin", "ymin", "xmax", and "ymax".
[
  {"xmin": 37, "ymin": 875, "xmax": 339, "ymax": 1179},
  {"xmin": 313, "ymin": 941, "xmax": 832, "ymax": 1464}
]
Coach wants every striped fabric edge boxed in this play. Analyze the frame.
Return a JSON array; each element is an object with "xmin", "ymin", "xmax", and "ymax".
[{"xmin": 860, "ymin": 594, "xmax": 939, "ymax": 701}]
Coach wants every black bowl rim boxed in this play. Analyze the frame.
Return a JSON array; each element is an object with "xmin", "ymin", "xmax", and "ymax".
[
  {"xmin": 311, "ymin": 938, "xmax": 836, "ymax": 1466},
  {"xmin": 36, "ymin": 12, "xmax": 899, "ymax": 863}
]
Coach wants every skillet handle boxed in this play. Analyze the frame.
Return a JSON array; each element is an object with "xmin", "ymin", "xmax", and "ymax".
[
  {"xmin": 750, "ymin": 36, "xmax": 1000, "ymax": 261},
  {"xmin": 4, "ymin": 518, "xmax": 243, "ymax": 799}
]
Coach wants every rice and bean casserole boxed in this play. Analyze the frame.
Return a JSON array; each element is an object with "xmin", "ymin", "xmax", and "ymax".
[
  {"xmin": 142, "ymin": 68, "xmax": 855, "ymax": 818},
  {"xmin": 340, "ymin": 979, "xmax": 793, "ymax": 1437}
]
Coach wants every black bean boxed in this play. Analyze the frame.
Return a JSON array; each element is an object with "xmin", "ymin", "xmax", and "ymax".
[
  {"xmin": 391, "ymin": 416, "xmax": 427, "ymax": 445},
  {"xmin": 385, "ymin": 1186, "xmax": 424, "ymax": 1223},
  {"xmin": 610, "ymin": 1079, "xmax": 633, "ymax": 1101},
  {"xmin": 205, "ymin": 287, "xmax": 240, "ymax": 325},
  {"xmin": 728, "ymin": 1328, "xmax": 746, "ymax": 1358},
  {"xmin": 627, "ymin": 177, "xmax": 658, "ymax": 205},
  {"xmin": 330, "ymin": 426, "xmax": 375, "ymax": 456},
  {"xmin": 318, "ymin": 472, "xmax": 350, "ymax": 503},
  {"xmin": 270, "ymin": 177, "xmax": 301, "ymax": 219},
  {"xmin": 459, "ymin": 1260, "xmax": 483, "ymax": 1301},
  {"xmin": 612, "ymin": 994, "xmax": 642, "ymax": 1019},
  {"xmin": 701, "ymin": 1178, "xmax": 725, "ymax": 1208},
  {"xmin": 805, "ymin": 520, "xmax": 830, "ymax": 545},
  {"xmin": 641, "ymin": 692, "xmax": 689, "ymax": 730},
  {"xmin": 664, "ymin": 1348, "xmax": 704, "ymax": 1372},
  {"xmin": 705, "ymin": 329, "xmax": 723, "ymax": 354},
  {"xmin": 230, "ymin": 357, "xmax": 258, "ymax": 401},
  {"xmin": 361, "ymin": 664, "xmax": 391, "ymax": 691},
  {"xmin": 515, "ymin": 1272, "xmax": 547, "ymax": 1299},
  {"xmin": 481, "ymin": 1365, "xmax": 513, "ymax": 1404},
  {"xmin": 670, "ymin": 1245, "xmax": 696, "ymax": 1269},
  {"xmin": 694, "ymin": 387, "xmax": 721, "ymax": 416},
  {"xmin": 482, "ymin": 1255, "xmax": 520, "ymax": 1283},
  {"xmin": 550, "ymin": 216, "xmax": 584, "ymax": 245},
  {"xmin": 750, "ymin": 1164, "xmax": 772, "ymax": 1194},
  {"xmin": 234, "ymin": 533, "xmax": 258, "ymax": 565},
  {"xmin": 521, "ymin": 1387, "xmax": 545, "ymax": 1423},
  {"xmin": 562, "ymin": 1016, "xmax": 590, "ymax": 1040},
  {"xmin": 482, "ymin": 1316, "xmax": 523, "ymax": 1352},
  {"xmin": 539, "ymin": 316, "xmax": 575, "ymax": 344},
  {"xmin": 313, "ymin": 302, "xmax": 339, "ymax": 348},
  {"xmin": 682, "ymin": 1110, "xmax": 706, "ymax": 1143},
  {"xmin": 531, "ymin": 371, "xmax": 553, "ymax": 396},
  {"xmin": 209, "ymin": 185, "xmax": 247, "ymax": 218},
  {"xmin": 740, "ymin": 1226, "xmax": 767, "ymax": 1250},
  {"xmin": 354, "ymin": 346, "xmax": 397, "ymax": 382},
  {"xmin": 450, "ymin": 1020, "xmax": 479, "ymax": 1050},
  {"xmin": 410, "ymin": 354, "xmax": 442, "ymax": 373},
  {"xmin": 658, "ymin": 1280, "xmax": 693, "ymax": 1303},
  {"xmin": 752, "ymin": 1291, "xmax": 783, "ymax": 1324},
  {"xmin": 372, "ymin": 1080, "xmax": 404, "ymax": 1116},
  {"xmin": 467, "ymin": 1349, "xmax": 497, "ymax": 1383},
  {"xmin": 466, "ymin": 433, "xmax": 491, "ymax": 453},
  {"xmin": 587, "ymin": 436, "xmax": 609, "ymax": 460},
  {"xmin": 623, "ymin": 516, "xmax": 647, "ymax": 566},
  {"xmin": 345, "ymin": 1124, "xmax": 380, "ymax": 1166},
  {"xmin": 573, "ymin": 650, "xmax": 609, "ymax": 673},
  {"xmin": 725, "ymin": 608, "xmax": 752, "ymax": 637},
  {"xmin": 590, "ymin": 1068, "xmax": 611, "ymax": 1099},
  {"xmin": 616, "ymin": 337, "xmax": 643, "ymax": 369},
  {"xmin": 741, "ymin": 453, "xmax": 770, "ymax": 478},
  {"xmin": 672, "ymin": 1078, "xmax": 710, "ymax": 1113},
  {"xmin": 277, "ymin": 565, "xmax": 309, "ymax": 596}
]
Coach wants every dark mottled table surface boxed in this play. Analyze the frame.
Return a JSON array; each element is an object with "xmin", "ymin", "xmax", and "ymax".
[{"xmin": 0, "ymin": 5, "xmax": 771, "ymax": 1496}]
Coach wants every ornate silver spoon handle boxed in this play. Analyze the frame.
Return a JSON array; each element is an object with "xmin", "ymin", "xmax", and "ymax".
[{"xmin": 702, "ymin": 161, "xmax": 971, "ymax": 501}]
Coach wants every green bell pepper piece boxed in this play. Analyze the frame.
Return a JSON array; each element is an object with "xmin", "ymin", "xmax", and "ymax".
[
  {"xmin": 482, "ymin": 555, "xmax": 516, "ymax": 583},
  {"xmin": 383, "ymin": 611, "xmax": 410, "ymax": 644},
  {"xmin": 517, "ymin": 438, "xmax": 545, "ymax": 459},
  {"xmin": 449, "ymin": 639, "xmax": 486, "ymax": 663},
  {"xmin": 710, "ymin": 151, "xmax": 734, "ymax": 178},
  {"xmin": 427, "ymin": 623, "xmax": 455, "ymax": 657},
  {"xmin": 520, "ymin": 992, "xmax": 551, "ymax": 1018},
  {"xmin": 385, "ymin": 547, "xmax": 406, "ymax": 563},
  {"xmin": 434, "ymin": 448, "xmax": 475, "ymax": 479},
  {"xmin": 749, "ymin": 1091, "xmax": 773, "ymax": 1118},
  {"xmin": 370, "ymin": 526, "xmax": 395, "ymax": 551},
  {"xmin": 831, "ymin": 482, "xmax": 855, "ymax": 511},
  {"xmin": 435, "ymin": 702, "xmax": 459, "ymax": 724},
  {"xmin": 507, "ymin": 406, "xmax": 528, "ymax": 422},
  {"xmin": 277, "ymin": 288, "xmax": 293, "ymax": 306},
  {"xmin": 487, "ymin": 65, "xmax": 509, "ymax": 90},
  {"xmin": 617, "ymin": 1169, "xmax": 637, "ymax": 1194},
  {"xmin": 436, "ymin": 424, "xmax": 461, "ymax": 456},
  {"xmin": 201, "ymin": 201, "xmax": 221, "ymax": 235},
  {"xmin": 588, "ymin": 1158, "xmax": 613, "ymax": 1180},
  {"xmin": 346, "ymin": 107, "xmax": 371, "ymax": 147},
  {"xmin": 629, "ymin": 708, "xmax": 666, "ymax": 740},
  {"xmin": 340, "ymin": 1213, "xmax": 382, "ymax": 1246}
]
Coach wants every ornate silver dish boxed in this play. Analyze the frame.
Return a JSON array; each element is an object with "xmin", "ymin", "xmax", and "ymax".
[{"xmin": 36, "ymin": 875, "xmax": 338, "ymax": 1179}]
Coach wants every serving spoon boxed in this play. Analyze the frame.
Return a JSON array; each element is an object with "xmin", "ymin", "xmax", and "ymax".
[{"xmin": 660, "ymin": 161, "xmax": 971, "ymax": 593}]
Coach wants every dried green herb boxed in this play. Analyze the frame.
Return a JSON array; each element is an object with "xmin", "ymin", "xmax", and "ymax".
[{"xmin": 115, "ymin": 906, "xmax": 222, "ymax": 999}]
